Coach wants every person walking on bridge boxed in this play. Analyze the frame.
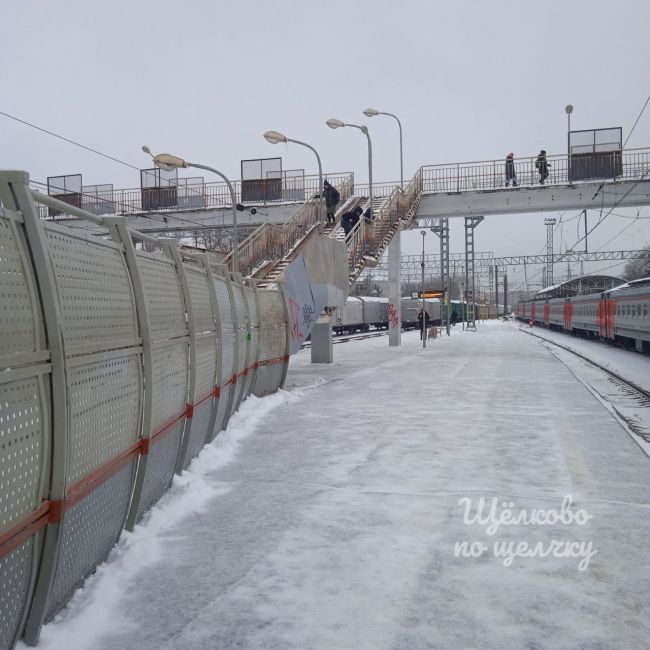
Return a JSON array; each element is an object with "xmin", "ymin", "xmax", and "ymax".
[
  {"xmin": 322, "ymin": 179, "xmax": 340, "ymax": 224},
  {"xmin": 505, "ymin": 153, "xmax": 518, "ymax": 187},
  {"xmin": 535, "ymin": 150, "xmax": 550, "ymax": 185}
]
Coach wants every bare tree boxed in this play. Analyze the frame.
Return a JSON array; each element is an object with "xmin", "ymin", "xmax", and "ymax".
[{"xmin": 623, "ymin": 247, "xmax": 650, "ymax": 280}]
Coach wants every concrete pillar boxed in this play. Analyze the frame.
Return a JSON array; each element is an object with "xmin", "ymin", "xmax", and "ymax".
[
  {"xmin": 388, "ymin": 231, "xmax": 402, "ymax": 346},
  {"xmin": 311, "ymin": 316, "xmax": 334, "ymax": 363}
]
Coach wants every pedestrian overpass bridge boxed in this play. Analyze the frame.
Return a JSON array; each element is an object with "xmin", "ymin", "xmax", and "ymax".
[{"xmin": 39, "ymin": 147, "xmax": 650, "ymax": 234}]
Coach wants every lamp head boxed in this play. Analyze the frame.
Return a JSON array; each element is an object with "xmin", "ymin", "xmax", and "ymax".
[
  {"xmin": 565, "ymin": 104, "xmax": 574, "ymax": 114},
  {"xmin": 363, "ymin": 108, "xmax": 379, "ymax": 117},
  {"xmin": 142, "ymin": 145, "xmax": 152, "ymax": 155},
  {"xmin": 152, "ymin": 153, "xmax": 188, "ymax": 171},
  {"xmin": 326, "ymin": 118, "xmax": 345, "ymax": 129},
  {"xmin": 264, "ymin": 130, "xmax": 287, "ymax": 144}
]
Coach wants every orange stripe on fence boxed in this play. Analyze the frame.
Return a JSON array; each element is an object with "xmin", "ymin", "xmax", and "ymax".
[
  {"xmin": 49, "ymin": 441, "xmax": 143, "ymax": 522},
  {"xmin": 0, "ymin": 502, "xmax": 50, "ymax": 559}
]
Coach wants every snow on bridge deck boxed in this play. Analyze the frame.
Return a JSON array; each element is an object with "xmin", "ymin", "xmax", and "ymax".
[{"xmin": 32, "ymin": 322, "xmax": 650, "ymax": 650}]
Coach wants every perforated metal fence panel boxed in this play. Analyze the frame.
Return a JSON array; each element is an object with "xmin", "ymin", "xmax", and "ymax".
[
  {"xmin": 231, "ymin": 282, "xmax": 249, "ymax": 411},
  {"xmin": 0, "ymin": 205, "xmax": 50, "ymax": 650},
  {"xmin": 212, "ymin": 274, "xmax": 235, "ymax": 435},
  {"xmin": 127, "ymin": 248, "xmax": 189, "ymax": 525},
  {"xmin": 41, "ymin": 224, "xmax": 143, "ymax": 622},
  {"xmin": 254, "ymin": 289, "xmax": 289, "ymax": 396},
  {"xmin": 136, "ymin": 253, "xmax": 187, "ymax": 340},
  {"xmin": 179, "ymin": 262, "xmax": 218, "ymax": 468},
  {"xmin": 242, "ymin": 287, "xmax": 260, "ymax": 399},
  {"xmin": 45, "ymin": 462, "xmax": 136, "ymax": 620},
  {"xmin": 44, "ymin": 224, "xmax": 139, "ymax": 353}
]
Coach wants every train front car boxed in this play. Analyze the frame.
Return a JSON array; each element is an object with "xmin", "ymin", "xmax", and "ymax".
[{"xmin": 603, "ymin": 278, "xmax": 650, "ymax": 352}]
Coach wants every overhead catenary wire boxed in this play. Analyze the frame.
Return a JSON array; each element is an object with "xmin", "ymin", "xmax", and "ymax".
[
  {"xmin": 623, "ymin": 92, "xmax": 650, "ymax": 149},
  {"xmin": 0, "ymin": 109, "xmax": 243, "ymax": 221}
]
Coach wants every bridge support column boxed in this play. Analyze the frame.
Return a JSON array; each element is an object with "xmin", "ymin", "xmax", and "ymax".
[
  {"xmin": 388, "ymin": 231, "xmax": 401, "ymax": 346},
  {"xmin": 464, "ymin": 216, "xmax": 484, "ymax": 330},
  {"xmin": 311, "ymin": 315, "xmax": 334, "ymax": 363},
  {"xmin": 431, "ymin": 218, "xmax": 450, "ymax": 335}
]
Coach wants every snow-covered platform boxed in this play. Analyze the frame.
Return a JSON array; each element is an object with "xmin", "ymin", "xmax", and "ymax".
[{"xmin": 33, "ymin": 322, "xmax": 650, "ymax": 650}]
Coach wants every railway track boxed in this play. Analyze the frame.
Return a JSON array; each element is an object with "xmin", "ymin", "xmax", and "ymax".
[
  {"xmin": 300, "ymin": 330, "xmax": 389, "ymax": 349},
  {"xmin": 521, "ymin": 327, "xmax": 650, "ymax": 452}
]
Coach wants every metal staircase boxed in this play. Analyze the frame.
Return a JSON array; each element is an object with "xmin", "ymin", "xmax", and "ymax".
[
  {"xmin": 226, "ymin": 168, "xmax": 424, "ymax": 291},
  {"xmin": 335, "ymin": 170, "xmax": 424, "ymax": 286}
]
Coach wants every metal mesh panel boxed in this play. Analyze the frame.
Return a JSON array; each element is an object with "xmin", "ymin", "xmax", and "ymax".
[
  {"xmin": 151, "ymin": 341, "xmax": 188, "ymax": 432},
  {"xmin": 258, "ymin": 290, "xmax": 286, "ymax": 326},
  {"xmin": 256, "ymin": 291, "xmax": 287, "ymax": 361},
  {"xmin": 213, "ymin": 384, "xmax": 232, "ymax": 435},
  {"xmin": 245, "ymin": 288, "xmax": 258, "ymax": 327},
  {"xmin": 183, "ymin": 400, "xmax": 212, "ymax": 467},
  {"xmin": 46, "ymin": 462, "xmax": 135, "ymax": 620},
  {"xmin": 213, "ymin": 278, "xmax": 232, "ymax": 327},
  {"xmin": 0, "ymin": 215, "xmax": 40, "ymax": 358},
  {"xmin": 237, "ymin": 332, "xmax": 248, "ymax": 374},
  {"xmin": 0, "ymin": 539, "xmax": 34, "ymax": 650},
  {"xmin": 232, "ymin": 286, "xmax": 247, "ymax": 329},
  {"xmin": 195, "ymin": 335, "xmax": 217, "ymax": 399},
  {"xmin": 253, "ymin": 364, "xmax": 283, "ymax": 398},
  {"xmin": 243, "ymin": 329, "xmax": 259, "ymax": 397},
  {"xmin": 136, "ymin": 421, "xmax": 184, "ymax": 520},
  {"xmin": 264, "ymin": 326, "xmax": 287, "ymax": 360},
  {"xmin": 44, "ymin": 225, "xmax": 138, "ymax": 351},
  {"xmin": 81, "ymin": 184, "xmax": 114, "ymax": 216},
  {"xmin": 184, "ymin": 266, "xmax": 215, "ymax": 334},
  {"xmin": 219, "ymin": 332, "xmax": 234, "ymax": 382},
  {"xmin": 0, "ymin": 375, "xmax": 46, "ymax": 534},
  {"xmin": 176, "ymin": 177, "xmax": 205, "ymax": 210},
  {"xmin": 66, "ymin": 354, "xmax": 141, "ymax": 485},
  {"xmin": 136, "ymin": 252, "xmax": 186, "ymax": 340}
]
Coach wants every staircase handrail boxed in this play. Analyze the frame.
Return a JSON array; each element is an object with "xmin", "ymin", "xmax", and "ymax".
[{"xmin": 223, "ymin": 172, "xmax": 355, "ymax": 276}]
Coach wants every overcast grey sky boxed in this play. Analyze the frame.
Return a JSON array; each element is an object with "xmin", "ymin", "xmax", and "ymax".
[{"xmin": 2, "ymin": 0, "xmax": 649, "ymax": 290}]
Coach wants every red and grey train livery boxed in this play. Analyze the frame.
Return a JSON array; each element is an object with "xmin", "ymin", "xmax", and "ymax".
[{"xmin": 516, "ymin": 277, "xmax": 650, "ymax": 353}]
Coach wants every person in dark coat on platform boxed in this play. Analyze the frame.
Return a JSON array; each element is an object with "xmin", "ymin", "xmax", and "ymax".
[
  {"xmin": 417, "ymin": 308, "xmax": 432, "ymax": 340},
  {"xmin": 505, "ymin": 153, "xmax": 518, "ymax": 187},
  {"xmin": 535, "ymin": 150, "xmax": 550, "ymax": 185},
  {"xmin": 322, "ymin": 180, "xmax": 340, "ymax": 224}
]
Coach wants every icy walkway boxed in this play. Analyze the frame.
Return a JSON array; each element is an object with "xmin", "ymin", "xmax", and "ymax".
[{"xmin": 33, "ymin": 322, "xmax": 650, "ymax": 650}]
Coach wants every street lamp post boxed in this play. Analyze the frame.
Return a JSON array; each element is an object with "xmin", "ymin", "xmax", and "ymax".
[
  {"xmin": 363, "ymin": 108, "xmax": 404, "ymax": 348},
  {"xmin": 142, "ymin": 146, "xmax": 240, "ymax": 272},
  {"xmin": 363, "ymin": 108, "xmax": 403, "ymax": 190},
  {"xmin": 421, "ymin": 230, "xmax": 427, "ymax": 349},
  {"xmin": 326, "ymin": 118, "xmax": 373, "ymax": 215},
  {"xmin": 566, "ymin": 104, "xmax": 574, "ymax": 183},
  {"xmin": 263, "ymin": 130, "xmax": 323, "ymax": 221}
]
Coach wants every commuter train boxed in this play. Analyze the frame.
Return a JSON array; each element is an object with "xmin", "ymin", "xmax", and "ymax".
[
  {"xmin": 334, "ymin": 297, "xmax": 478, "ymax": 334},
  {"xmin": 516, "ymin": 277, "xmax": 650, "ymax": 353}
]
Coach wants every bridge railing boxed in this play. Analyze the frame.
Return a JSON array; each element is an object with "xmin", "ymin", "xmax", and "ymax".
[
  {"xmin": 37, "ymin": 171, "xmax": 355, "ymax": 220},
  {"xmin": 420, "ymin": 147, "xmax": 650, "ymax": 193},
  {"xmin": 223, "ymin": 193, "xmax": 324, "ymax": 276}
]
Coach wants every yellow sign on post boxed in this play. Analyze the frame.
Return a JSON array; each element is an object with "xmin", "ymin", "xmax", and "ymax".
[{"xmin": 417, "ymin": 290, "xmax": 445, "ymax": 299}]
